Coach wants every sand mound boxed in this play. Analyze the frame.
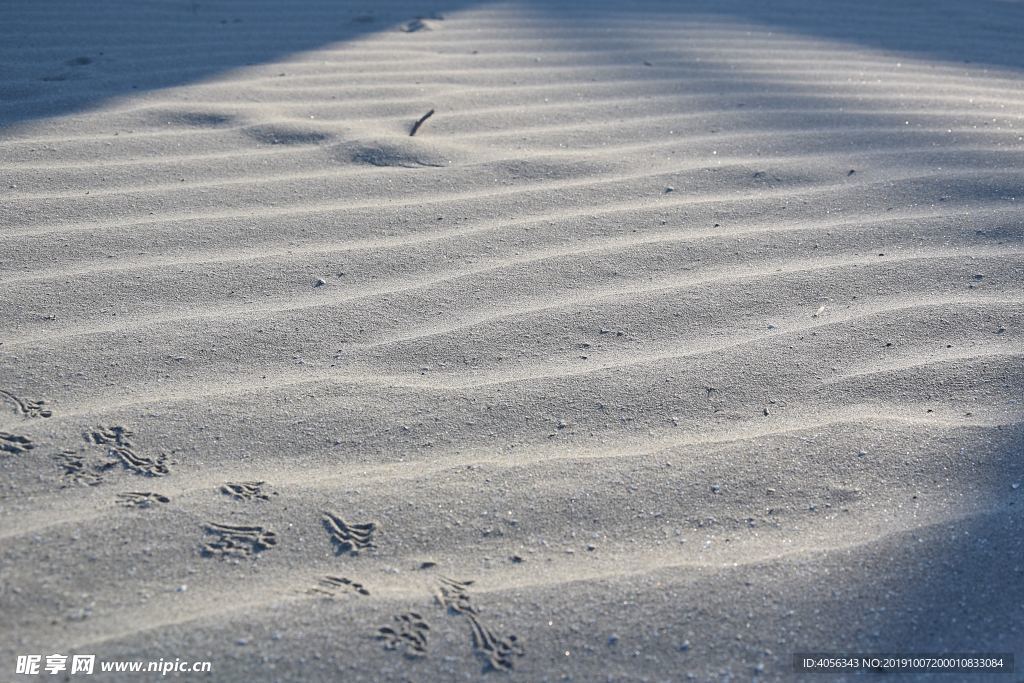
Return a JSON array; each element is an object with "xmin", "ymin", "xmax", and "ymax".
[{"xmin": 334, "ymin": 137, "xmax": 454, "ymax": 168}]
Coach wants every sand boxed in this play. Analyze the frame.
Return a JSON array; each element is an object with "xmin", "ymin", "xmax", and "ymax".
[{"xmin": 1, "ymin": 0, "xmax": 1022, "ymax": 680}]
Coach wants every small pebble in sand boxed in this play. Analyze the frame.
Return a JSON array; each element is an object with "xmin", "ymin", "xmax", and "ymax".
[
  {"xmin": 312, "ymin": 277, "xmax": 327, "ymax": 288},
  {"xmin": 664, "ymin": 186, "xmax": 675, "ymax": 193},
  {"xmin": 235, "ymin": 638, "xmax": 248, "ymax": 646},
  {"xmin": 510, "ymin": 555, "xmax": 524, "ymax": 563}
]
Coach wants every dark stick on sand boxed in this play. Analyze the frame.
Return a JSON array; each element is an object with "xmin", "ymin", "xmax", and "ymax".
[{"xmin": 410, "ymin": 109, "xmax": 435, "ymax": 136}]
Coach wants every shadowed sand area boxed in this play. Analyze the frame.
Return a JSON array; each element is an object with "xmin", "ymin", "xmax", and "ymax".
[{"xmin": 1, "ymin": 0, "xmax": 1022, "ymax": 680}]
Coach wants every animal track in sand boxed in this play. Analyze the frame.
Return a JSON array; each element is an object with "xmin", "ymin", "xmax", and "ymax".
[
  {"xmin": 116, "ymin": 491, "xmax": 170, "ymax": 508},
  {"xmin": 307, "ymin": 575, "xmax": 370, "ymax": 598},
  {"xmin": 322, "ymin": 511, "xmax": 376, "ymax": 554},
  {"xmin": 435, "ymin": 576, "xmax": 525, "ymax": 671},
  {"xmin": 221, "ymin": 481, "xmax": 272, "ymax": 501},
  {"xmin": 436, "ymin": 576, "xmax": 477, "ymax": 615},
  {"xmin": 54, "ymin": 449, "xmax": 110, "ymax": 487},
  {"xmin": 0, "ymin": 432, "xmax": 35, "ymax": 455},
  {"xmin": 84, "ymin": 426, "xmax": 169, "ymax": 476},
  {"xmin": 467, "ymin": 614, "xmax": 524, "ymax": 672},
  {"xmin": 377, "ymin": 612, "xmax": 430, "ymax": 656},
  {"xmin": 201, "ymin": 522, "xmax": 277, "ymax": 558},
  {"xmin": 110, "ymin": 448, "xmax": 169, "ymax": 477},
  {"xmin": 85, "ymin": 425, "xmax": 133, "ymax": 448},
  {"xmin": 0, "ymin": 390, "xmax": 52, "ymax": 418}
]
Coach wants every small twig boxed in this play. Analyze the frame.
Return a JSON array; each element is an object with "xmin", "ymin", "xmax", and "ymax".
[{"xmin": 410, "ymin": 109, "xmax": 435, "ymax": 137}]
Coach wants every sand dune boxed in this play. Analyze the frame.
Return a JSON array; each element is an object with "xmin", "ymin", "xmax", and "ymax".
[{"xmin": 1, "ymin": 0, "xmax": 1022, "ymax": 680}]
